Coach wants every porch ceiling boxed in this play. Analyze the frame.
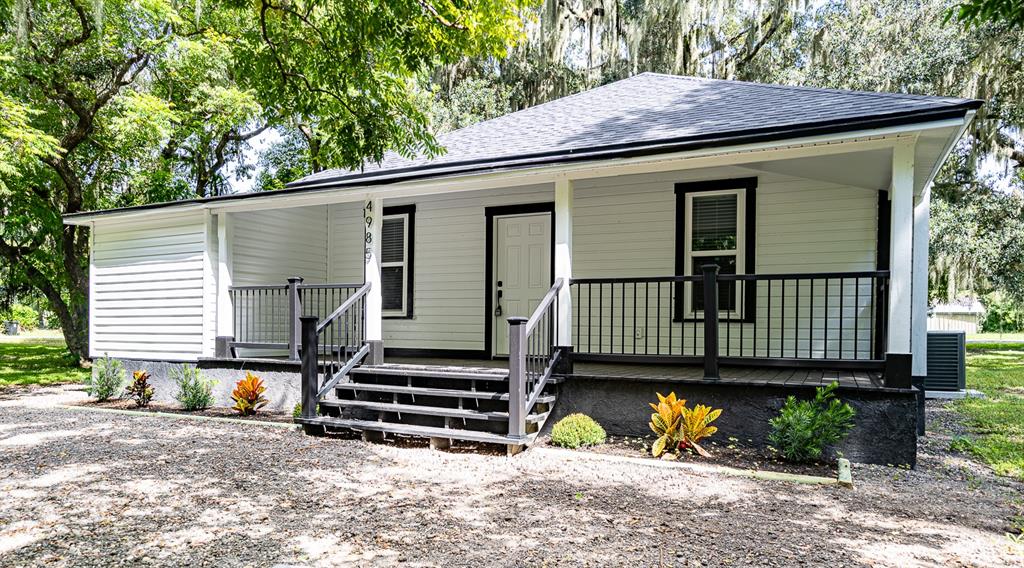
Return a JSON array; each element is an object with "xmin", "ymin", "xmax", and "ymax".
[
  {"xmin": 739, "ymin": 122, "xmax": 960, "ymax": 192},
  {"xmin": 743, "ymin": 149, "xmax": 892, "ymax": 191}
]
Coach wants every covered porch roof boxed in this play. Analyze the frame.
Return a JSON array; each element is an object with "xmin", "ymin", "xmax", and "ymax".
[{"xmin": 64, "ymin": 73, "xmax": 979, "ymax": 226}]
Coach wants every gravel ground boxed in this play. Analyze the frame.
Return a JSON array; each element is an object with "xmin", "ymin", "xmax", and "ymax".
[{"xmin": 1, "ymin": 386, "xmax": 1022, "ymax": 567}]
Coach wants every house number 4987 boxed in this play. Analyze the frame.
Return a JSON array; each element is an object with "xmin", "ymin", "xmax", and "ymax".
[{"xmin": 364, "ymin": 201, "xmax": 374, "ymax": 261}]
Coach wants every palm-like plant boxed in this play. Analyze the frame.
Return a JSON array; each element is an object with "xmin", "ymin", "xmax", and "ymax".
[
  {"xmin": 679, "ymin": 404, "xmax": 722, "ymax": 457},
  {"xmin": 648, "ymin": 392, "xmax": 686, "ymax": 457},
  {"xmin": 231, "ymin": 372, "xmax": 269, "ymax": 416}
]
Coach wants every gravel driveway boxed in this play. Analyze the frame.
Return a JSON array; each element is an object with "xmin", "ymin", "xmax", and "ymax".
[{"xmin": 1, "ymin": 385, "xmax": 1022, "ymax": 567}]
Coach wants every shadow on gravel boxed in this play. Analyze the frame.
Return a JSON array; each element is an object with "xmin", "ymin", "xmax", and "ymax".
[{"xmin": 0, "ymin": 405, "xmax": 1021, "ymax": 567}]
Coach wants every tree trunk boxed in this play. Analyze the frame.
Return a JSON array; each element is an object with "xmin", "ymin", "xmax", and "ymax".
[{"xmin": 23, "ymin": 260, "xmax": 90, "ymax": 361}]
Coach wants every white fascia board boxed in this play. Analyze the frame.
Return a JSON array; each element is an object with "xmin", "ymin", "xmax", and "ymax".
[
  {"xmin": 919, "ymin": 111, "xmax": 976, "ymax": 195},
  {"xmin": 64, "ymin": 117, "xmax": 966, "ymax": 225}
]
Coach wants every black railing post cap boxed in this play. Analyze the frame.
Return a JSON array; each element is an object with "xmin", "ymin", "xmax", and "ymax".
[
  {"xmin": 701, "ymin": 264, "xmax": 720, "ymax": 274},
  {"xmin": 299, "ymin": 315, "xmax": 319, "ymax": 324},
  {"xmin": 288, "ymin": 276, "xmax": 304, "ymax": 283},
  {"xmin": 507, "ymin": 316, "xmax": 528, "ymax": 326}
]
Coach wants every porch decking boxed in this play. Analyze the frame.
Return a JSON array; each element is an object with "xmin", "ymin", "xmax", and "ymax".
[{"xmin": 385, "ymin": 357, "xmax": 885, "ymax": 391}]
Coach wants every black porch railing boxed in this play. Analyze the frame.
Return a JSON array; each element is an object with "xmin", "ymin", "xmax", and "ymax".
[
  {"xmin": 507, "ymin": 278, "xmax": 565, "ymax": 445},
  {"xmin": 226, "ymin": 278, "xmax": 364, "ymax": 359},
  {"xmin": 569, "ymin": 268, "xmax": 889, "ymax": 372},
  {"xmin": 300, "ymin": 282, "xmax": 372, "ymax": 420}
]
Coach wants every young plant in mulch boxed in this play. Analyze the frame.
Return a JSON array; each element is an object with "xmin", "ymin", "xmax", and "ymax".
[
  {"xmin": 173, "ymin": 364, "xmax": 216, "ymax": 411},
  {"xmin": 678, "ymin": 403, "xmax": 722, "ymax": 457},
  {"xmin": 125, "ymin": 370, "xmax": 155, "ymax": 408},
  {"xmin": 86, "ymin": 354, "xmax": 125, "ymax": 402},
  {"xmin": 768, "ymin": 381, "xmax": 855, "ymax": 463},
  {"xmin": 231, "ymin": 372, "xmax": 268, "ymax": 416},
  {"xmin": 648, "ymin": 392, "xmax": 722, "ymax": 458},
  {"xmin": 551, "ymin": 413, "xmax": 606, "ymax": 448}
]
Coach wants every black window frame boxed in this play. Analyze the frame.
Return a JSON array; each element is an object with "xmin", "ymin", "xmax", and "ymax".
[
  {"xmin": 382, "ymin": 204, "xmax": 415, "ymax": 319},
  {"xmin": 674, "ymin": 177, "xmax": 757, "ymax": 323}
]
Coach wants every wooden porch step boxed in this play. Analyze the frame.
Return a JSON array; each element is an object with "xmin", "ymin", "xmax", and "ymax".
[
  {"xmin": 296, "ymin": 416, "xmax": 536, "ymax": 446},
  {"xmin": 335, "ymin": 382, "xmax": 556, "ymax": 403},
  {"xmin": 319, "ymin": 399, "xmax": 549, "ymax": 423},
  {"xmin": 349, "ymin": 363, "xmax": 510, "ymax": 382}
]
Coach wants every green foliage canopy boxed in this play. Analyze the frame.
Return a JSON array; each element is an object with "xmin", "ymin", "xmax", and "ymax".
[{"xmin": 1, "ymin": 0, "xmax": 533, "ymax": 359}]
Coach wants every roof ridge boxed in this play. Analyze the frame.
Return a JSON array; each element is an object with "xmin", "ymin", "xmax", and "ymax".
[
  {"xmin": 640, "ymin": 72, "xmax": 970, "ymax": 105},
  {"xmin": 436, "ymin": 74, "xmax": 658, "ymax": 141}
]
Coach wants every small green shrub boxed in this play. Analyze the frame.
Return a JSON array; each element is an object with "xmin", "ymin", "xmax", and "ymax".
[
  {"xmin": 172, "ymin": 364, "xmax": 216, "ymax": 411},
  {"xmin": 86, "ymin": 355, "xmax": 125, "ymax": 401},
  {"xmin": 551, "ymin": 413, "xmax": 606, "ymax": 449},
  {"xmin": 125, "ymin": 370, "xmax": 155, "ymax": 408},
  {"xmin": 292, "ymin": 402, "xmax": 318, "ymax": 418},
  {"xmin": 768, "ymin": 382, "xmax": 856, "ymax": 463},
  {"xmin": 1, "ymin": 304, "xmax": 39, "ymax": 332}
]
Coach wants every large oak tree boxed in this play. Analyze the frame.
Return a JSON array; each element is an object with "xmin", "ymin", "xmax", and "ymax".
[{"xmin": 0, "ymin": 0, "xmax": 532, "ymax": 359}]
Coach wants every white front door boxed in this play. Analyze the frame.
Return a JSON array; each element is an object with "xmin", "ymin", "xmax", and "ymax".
[{"xmin": 492, "ymin": 213, "xmax": 552, "ymax": 356}]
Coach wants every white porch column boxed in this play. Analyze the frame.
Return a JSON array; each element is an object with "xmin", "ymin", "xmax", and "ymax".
[
  {"xmin": 911, "ymin": 185, "xmax": 930, "ymax": 378},
  {"xmin": 216, "ymin": 212, "xmax": 234, "ymax": 339},
  {"xmin": 888, "ymin": 139, "xmax": 915, "ymax": 385},
  {"xmin": 554, "ymin": 177, "xmax": 574, "ymax": 346},
  {"xmin": 364, "ymin": 198, "xmax": 384, "ymax": 342}
]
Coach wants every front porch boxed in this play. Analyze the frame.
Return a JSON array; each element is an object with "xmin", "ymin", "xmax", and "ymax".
[{"xmin": 190, "ymin": 136, "xmax": 934, "ymax": 460}]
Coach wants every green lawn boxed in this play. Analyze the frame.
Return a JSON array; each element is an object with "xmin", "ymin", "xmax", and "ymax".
[
  {"xmin": 0, "ymin": 331, "xmax": 89, "ymax": 388},
  {"xmin": 955, "ymin": 345, "xmax": 1024, "ymax": 480},
  {"xmin": 967, "ymin": 332, "xmax": 1024, "ymax": 345}
]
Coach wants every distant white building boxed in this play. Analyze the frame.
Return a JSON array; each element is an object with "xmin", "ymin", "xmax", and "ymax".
[{"xmin": 928, "ymin": 299, "xmax": 985, "ymax": 334}]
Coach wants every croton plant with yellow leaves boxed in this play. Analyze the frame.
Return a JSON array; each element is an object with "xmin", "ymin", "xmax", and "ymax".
[{"xmin": 648, "ymin": 392, "xmax": 722, "ymax": 458}]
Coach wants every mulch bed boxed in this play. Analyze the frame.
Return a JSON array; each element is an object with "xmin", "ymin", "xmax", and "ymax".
[
  {"xmin": 72, "ymin": 398, "xmax": 293, "ymax": 424},
  {"xmin": 550, "ymin": 435, "xmax": 838, "ymax": 478}
]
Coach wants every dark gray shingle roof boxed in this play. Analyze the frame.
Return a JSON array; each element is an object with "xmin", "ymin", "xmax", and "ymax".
[{"xmin": 291, "ymin": 72, "xmax": 980, "ymax": 188}]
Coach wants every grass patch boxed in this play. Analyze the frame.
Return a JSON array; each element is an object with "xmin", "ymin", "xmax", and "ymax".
[
  {"xmin": 953, "ymin": 347, "xmax": 1024, "ymax": 481},
  {"xmin": 967, "ymin": 332, "xmax": 1024, "ymax": 343},
  {"xmin": 0, "ymin": 333, "xmax": 89, "ymax": 388}
]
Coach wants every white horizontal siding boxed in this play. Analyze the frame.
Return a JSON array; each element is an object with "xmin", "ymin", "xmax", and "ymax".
[
  {"xmin": 381, "ymin": 185, "xmax": 553, "ymax": 351},
  {"xmin": 91, "ymin": 214, "xmax": 209, "ymax": 360},
  {"xmin": 231, "ymin": 206, "xmax": 329, "ymax": 285},
  {"xmin": 328, "ymin": 202, "xmax": 363, "ymax": 283},
  {"xmin": 571, "ymin": 166, "xmax": 880, "ymax": 359}
]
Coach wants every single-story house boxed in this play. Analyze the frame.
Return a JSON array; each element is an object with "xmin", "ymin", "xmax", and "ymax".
[{"xmin": 65, "ymin": 73, "xmax": 980, "ymax": 464}]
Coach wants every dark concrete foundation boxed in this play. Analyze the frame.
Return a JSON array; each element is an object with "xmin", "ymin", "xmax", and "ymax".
[{"xmin": 550, "ymin": 376, "xmax": 919, "ymax": 467}]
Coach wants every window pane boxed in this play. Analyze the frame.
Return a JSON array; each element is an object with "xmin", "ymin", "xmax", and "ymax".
[
  {"xmin": 382, "ymin": 266, "xmax": 404, "ymax": 311},
  {"xmin": 692, "ymin": 255, "xmax": 736, "ymax": 312},
  {"xmin": 691, "ymin": 194, "xmax": 737, "ymax": 251},
  {"xmin": 382, "ymin": 217, "xmax": 405, "ymax": 264}
]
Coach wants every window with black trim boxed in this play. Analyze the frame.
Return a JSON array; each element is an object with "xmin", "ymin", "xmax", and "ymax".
[
  {"xmin": 382, "ymin": 205, "xmax": 414, "ymax": 318},
  {"xmin": 675, "ymin": 178, "xmax": 756, "ymax": 321}
]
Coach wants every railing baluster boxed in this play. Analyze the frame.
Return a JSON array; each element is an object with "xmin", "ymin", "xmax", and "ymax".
[
  {"xmin": 644, "ymin": 282, "xmax": 650, "ymax": 355},
  {"xmin": 794, "ymin": 279, "xmax": 800, "ymax": 359},
  {"xmin": 809, "ymin": 279, "xmax": 814, "ymax": 359},
  {"xmin": 855, "ymin": 277, "xmax": 861, "ymax": 360},
  {"xmin": 767, "ymin": 279, "xmax": 772, "ymax": 358},
  {"xmin": 632, "ymin": 282, "xmax": 637, "ymax": 355},
  {"xmin": 825, "ymin": 278, "xmax": 830, "ymax": 359},
  {"xmin": 839, "ymin": 277, "xmax": 845, "ymax": 360},
  {"xmin": 656, "ymin": 282, "xmax": 662, "ymax": 355},
  {"xmin": 608, "ymin": 283, "xmax": 613, "ymax": 353}
]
